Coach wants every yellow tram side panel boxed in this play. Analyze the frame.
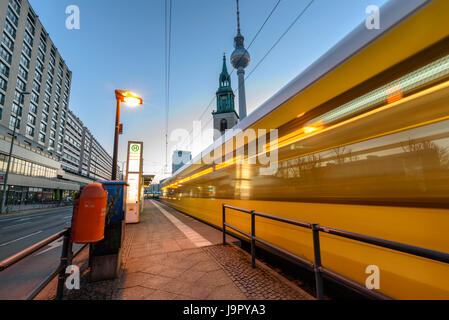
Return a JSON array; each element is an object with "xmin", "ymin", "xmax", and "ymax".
[
  {"xmin": 248, "ymin": 0, "xmax": 449, "ymax": 135},
  {"xmin": 161, "ymin": 197, "xmax": 449, "ymax": 300}
]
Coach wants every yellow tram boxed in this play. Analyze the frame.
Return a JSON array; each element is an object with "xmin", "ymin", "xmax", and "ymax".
[{"xmin": 161, "ymin": 0, "xmax": 449, "ymax": 299}]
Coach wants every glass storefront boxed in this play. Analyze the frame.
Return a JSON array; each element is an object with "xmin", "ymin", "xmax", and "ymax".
[{"xmin": 1, "ymin": 186, "xmax": 76, "ymax": 205}]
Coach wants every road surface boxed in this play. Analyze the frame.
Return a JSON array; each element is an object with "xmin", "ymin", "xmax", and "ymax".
[{"xmin": 0, "ymin": 207, "xmax": 82, "ymax": 300}]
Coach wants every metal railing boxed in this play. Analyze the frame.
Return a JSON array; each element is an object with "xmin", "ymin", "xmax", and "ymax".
[
  {"xmin": 0, "ymin": 228, "xmax": 78, "ymax": 300},
  {"xmin": 222, "ymin": 204, "xmax": 449, "ymax": 300}
]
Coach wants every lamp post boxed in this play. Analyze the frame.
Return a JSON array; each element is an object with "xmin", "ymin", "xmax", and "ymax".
[
  {"xmin": 1, "ymin": 91, "xmax": 31, "ymax": 213},
  {"xmin": 112, "ymin": 90, "xmax": 143, "ymax": 180}
]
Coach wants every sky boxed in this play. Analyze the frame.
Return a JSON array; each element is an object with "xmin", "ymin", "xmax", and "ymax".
[{"xmin": 29, "ymin": 0, "xmax": 388, "ymax": 182}]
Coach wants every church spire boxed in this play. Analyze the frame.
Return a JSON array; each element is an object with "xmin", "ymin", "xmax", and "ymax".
[
  {"xmin": 214, "ymin": 55, "xmax": 236, "ymax": 114},
  {"xmin": 219, "ymin": 54, "xmax": 231, "ymax": 88}
]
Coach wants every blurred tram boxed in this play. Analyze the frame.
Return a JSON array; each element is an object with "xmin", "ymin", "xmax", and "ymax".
[{"xmin": 161, "ymin": 0, "xmax": 449, "ymax": 299}]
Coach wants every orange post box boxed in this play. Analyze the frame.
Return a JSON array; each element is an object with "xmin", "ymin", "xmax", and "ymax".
[{"xmin": 71, "ymin": 183, "xmax": 108, "ymax": 244}]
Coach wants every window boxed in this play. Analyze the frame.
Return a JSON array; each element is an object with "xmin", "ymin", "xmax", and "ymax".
[
  {"xmin": 38, "ymin": 133, "xmax": 45, "ymax": 143},
  {"xmin": 29, "ymin": 103, "xmax": 37, "ymax": 114},
  {"xmin": 34, "ymin": 69, "xmax": 42, "ymax": 82},
  {"xmin": 18, "ymin": 65, "xmax": 27, "ymax": 80},
  {"xmin": 20, "ymin": 54, "xmax": 30, "ymax": 69},
  {"xmin": 39, "ymin": 37, "xmax": 46, "ymax": 53},
  {"xmin": 40, "ymin": 122, "xmax": 47, "ymax": 133},
  {"xmin": 220, "ymin": 119, "xmax": 228, "ymax": 132},
  {"xmin": 42, "ymin": 112, "xmax": 48, "ymax": 123},
  {"xmin": 27, "ymin": 114, "xmax": 36, "ymax": 125},
  {"xmin": 27, "ymin": 12, "xmax": 36, "ymax": 26},
  {"xmin": 9, "ymin": 116, "xmax": 20, "ymax": 129},
  {"xmin": 44, "ymin": 92, "xmax": 51, "ymax": 103},
  {"xmin": 43, "ymin": 102, "xmax": 49, "ymax": 113},
  {"xmin": 16, "ymin": 78, "xmax": 26, "ymax": 91},
  {"xmin": 47, "ymin": 73, "xmax": 53, "ymax": 84},
  {"xmin": 50, "ymin": 129, "xmax": 55, "ymax": 139},
  {"xmin": 22, "ymin": 42, "xmax": 32, "ymax": 58},
  {"xmin": 1, "ymin": 33, "xmax": 14, "ymax": 51},
  {"xmin": 12, "ymin": 102, "xmax": 22, "ymax": 116},
  {"xmin": 49, "ymin": 54, "xmax": 55, "ymax": 66},
  {"xmin": 0, "ymin": 46, "xmax": 12, "ymax": 64},
  {"xmin": 31, "ymin": 91, "xmax": 39, "ymax": 104},
  {"xmin": 0, "ymin": 61, "xmax": 9, "ymax": 78},
  {"xmin": 6, "ymin": 6, "xmax": 19, "ymax": 26},
  {"xmin": 0, "ymin": 77, "xmax": 7, "ymax": 91},
  {"xmin": 36, "ymin": 59, "xmax": 44, "ymax": 72},
  {"xmin": 37, "ymin": 49, "xmax": 45, "ymax": 62},
  {"xmin": 4, "ymin": 19, "xmax": 17, "ymax": 39},
  {"xmin": 51, "ymin": 120, "xmax": 57, "ymax": 129},
  {"xmin": 24, "ymin": 31, "xmax": 33, "ymax": 47},
  {"xmin": 26, "ymin": 19, "xmax": 35, "ymax": 36},
  {"xmin": 32, "ymin": 80, "xmax": 40, "ymax": 92},
  {"xmin": 46, "ymin": 82, "xmax": 52, "ymax": 94},
  {"xmin": 26, "ymin": 125, "xmax": 34, "ymax": 137},
  {"xmin": 14, "ymin": 90, "xmax": 24, "ymax": 103},
  {"xmin": 0, "ymin": 92, "xmax": 5, "ymax": 105},
  {"xmin": 10, "ymin": 1, "xmax": 21, "ymax": 15}
]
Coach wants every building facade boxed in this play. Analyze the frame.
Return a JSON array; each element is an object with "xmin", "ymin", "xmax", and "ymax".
[
  {"xmin": 0, "ymin": 0, "xmax": 82, "ymax": 206},
  {"xmin": 0, "ymin": 0, "xmax": 70, "ymax": 158}
]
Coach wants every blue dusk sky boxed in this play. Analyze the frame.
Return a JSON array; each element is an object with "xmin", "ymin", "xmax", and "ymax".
[{"xmin": 29, "ymin": 0, "xmax": 388, "ymax": 182}]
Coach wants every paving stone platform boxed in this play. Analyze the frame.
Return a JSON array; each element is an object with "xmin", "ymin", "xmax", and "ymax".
[{"xmin": 58, "ymin": 200, "xmax": 313, "ymax": 300}]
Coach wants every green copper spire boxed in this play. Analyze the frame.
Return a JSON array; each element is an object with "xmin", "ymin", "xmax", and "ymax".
[
  {"xmin": 219, "ymin": 54, "xmax": 231, "ymax": 88},
  {"xmin": 213, "ymin": 54, "xmax": 236, "ymax": 114}
]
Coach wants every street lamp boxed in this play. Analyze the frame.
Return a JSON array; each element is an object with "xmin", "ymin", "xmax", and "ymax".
[
  {"xmin": 112, "ymin": 90, "xmax": 143, "ymax": 180},
  {"xmin": 0, "ymin": 91, "xmax": 31, "ymax": 213}
]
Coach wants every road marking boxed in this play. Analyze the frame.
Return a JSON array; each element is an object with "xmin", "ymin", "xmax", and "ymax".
[
  {"xmin": 34, "ymin": 238, "xmax": 63, "ymax": 256},
  {"xmin": 151, "ymin": 201, "xmax": 212, "ymax": 247},
  {"xmin": 0, "ymin": 231, "xmax": 43, "ymax": 247},
  {"xmin": 1, "ymin": 222, "xmax": 31, "ymax": 230}
]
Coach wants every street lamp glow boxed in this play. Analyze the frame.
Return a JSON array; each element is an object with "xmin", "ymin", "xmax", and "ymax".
[
  {"xmin": 116, "ymin": 90, "xmax": 143, "ymax": 106},
  {"xmin": 123, "ymin": 96, "xmax": 142, "ymax": 106}
]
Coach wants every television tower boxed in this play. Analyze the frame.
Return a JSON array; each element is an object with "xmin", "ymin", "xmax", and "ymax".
[{"xmin": 230, "ymin": 0, "xmax": 250, "ymax": 120}]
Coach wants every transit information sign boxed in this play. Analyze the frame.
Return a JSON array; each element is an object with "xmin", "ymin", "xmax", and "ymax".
[{"xmin": 125, "ymin": 141, "xmax": 143, "ymax": 224}]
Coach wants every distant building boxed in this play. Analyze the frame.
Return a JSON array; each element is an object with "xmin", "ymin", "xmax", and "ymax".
[
  {"xmin": 0, "ymin": 0, "xmax": 81, "ymax": 204},
  {"xmin": 61, "ymin": 109, "xmax": 113, "ymax": 181},
  {"xmin": 0, "ymin": 0, "xmax": 114, "ymax": 209},
  {"xmin": 212, "ymin": 55, "xmax": 239, "ymax": 141},
  {"xmin": 172, "ymin": 150, "xmax": 191, "ymax": 174}
]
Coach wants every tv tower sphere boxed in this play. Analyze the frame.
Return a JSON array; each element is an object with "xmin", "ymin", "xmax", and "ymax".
[{"xmin": 231, "ymin": 34, "xmax": 250, "ymax": 69}]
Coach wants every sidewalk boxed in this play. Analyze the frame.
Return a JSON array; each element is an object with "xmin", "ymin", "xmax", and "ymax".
[
  {"xmin": 0, "ymin": 203, "xmax": 73, "ymax": 217},
  {"xmin": 56, "ymin": 200, "xmax": 313, "ymax": 300}
]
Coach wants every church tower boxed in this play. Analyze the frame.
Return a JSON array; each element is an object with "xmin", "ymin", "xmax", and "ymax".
[{"xmin": 213, "ymin": 54, "xmax": 239, "ymax": 141}]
